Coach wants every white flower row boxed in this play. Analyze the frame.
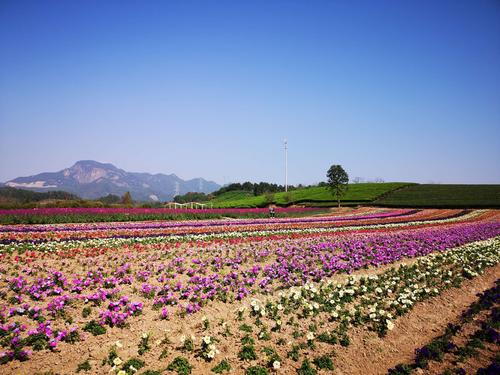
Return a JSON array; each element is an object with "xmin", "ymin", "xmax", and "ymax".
[{"xmin": 244, "ymin": 236, "xmax": 499, "ymax": 338}]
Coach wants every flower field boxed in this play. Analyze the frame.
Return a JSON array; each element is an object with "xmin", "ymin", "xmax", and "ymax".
[
  {"xmin": 0, "ymin": 208, "xmax": 499, "ymax": 374},
  {"xmin": 0, "ymin": 207, "xmax": 322, "ymax": 225}
]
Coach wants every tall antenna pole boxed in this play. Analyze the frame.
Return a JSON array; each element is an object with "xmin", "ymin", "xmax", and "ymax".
[{"xmin": 284, "ymin": 139, "xmax": 288, "ymax": 192}]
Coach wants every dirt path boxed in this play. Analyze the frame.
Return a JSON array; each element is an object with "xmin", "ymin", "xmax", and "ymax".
[{"xmin": 332, "ymin": 264, "xmax": 500, "ymax": 375}]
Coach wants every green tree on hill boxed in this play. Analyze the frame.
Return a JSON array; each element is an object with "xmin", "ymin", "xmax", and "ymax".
[
  {"xmin": 121, "ymin": 191, "xmax": 133, "ymax": 205},
  {"xmin": 327, "ymin": 165, "xmax": 349, "ymax": 208}
]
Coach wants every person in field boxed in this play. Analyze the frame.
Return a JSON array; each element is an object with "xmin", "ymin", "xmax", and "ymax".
[{"xmin": 269, "ymin": 206, "xmax": 275, "ymax": 218}]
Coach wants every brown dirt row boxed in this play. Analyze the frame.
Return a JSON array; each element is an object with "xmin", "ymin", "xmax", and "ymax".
[
  {"xmin": 331, "ymin": 264, "xmax": 500, "ymax": 375},
  {"xmin": 3, "ymin": 257, "xmax": 499, "ymax": 375},
  {"xmin": 425, "ymin": 313, "xmax": 498, "ymax": 375}
]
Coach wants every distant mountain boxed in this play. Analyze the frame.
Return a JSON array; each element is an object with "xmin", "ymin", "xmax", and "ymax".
[{"xmin": 5, "ymin": 160, "xmax": 220, "ymax": 201}]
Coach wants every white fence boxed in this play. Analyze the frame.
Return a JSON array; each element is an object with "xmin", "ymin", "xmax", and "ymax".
[{"xmin": 165, "ymin": 202, "xmax": 213, "ymax": 209}]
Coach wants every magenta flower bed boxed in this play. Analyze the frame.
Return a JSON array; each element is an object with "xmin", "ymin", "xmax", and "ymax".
[{"xmin": 0, "ymin": 207, "xmax": 317, "ymax": 216}]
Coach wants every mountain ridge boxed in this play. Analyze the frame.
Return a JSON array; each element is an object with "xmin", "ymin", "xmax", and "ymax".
[{"xmin": 5, "ymin": 160, "xmax": 220, "ymax": 201}]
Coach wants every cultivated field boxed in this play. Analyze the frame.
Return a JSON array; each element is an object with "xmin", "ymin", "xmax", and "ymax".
[
  {"xmin": 374, "ymin": 184, "xmax": 500, "ymax": 208},
  {"xmin": 0, "ymin": 207, "xmax": 498, "ymax": 374}
]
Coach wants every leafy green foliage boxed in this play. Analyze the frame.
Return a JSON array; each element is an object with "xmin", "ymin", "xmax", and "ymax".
[
  {"xmin": 0, "ymin": 187, "xmax": 79, "ymax": 205},
  {"xmin": 23, "ymin": 333, "xmax": 49, "ymax": 351},
  {"xmin": 83, "ymin": 320, "xmax": 106, "ymax": 336},
  {"xmin": 138, "ymin": 334, "xmax": 151, "ymax": 355},
  {"xmin": 239, "ymin": 323, "xmax": 253, "ymax": 333},
  {"xmin": 326, "ymin": 165, "xmax": 349, "ymax": 207},
  {"xmin": 121, "ymin": 358, "xmax": 145, "ymax": 374},
  {"xmin": 76, "ymin": 359, "xmax": 91, "ymax": 372},
  {"xmin": 167, "ymin": 356, "xmax": 193, "ymax": 375},
  {"xmin": 238, "ymin": 345, "xmax": 257, "ymax": 361},
  {"xmin": 317, "ymin": 331, "xmax": 337, "ymax": 345},
  {"xmin": 313, "ymin": 355, "xmax": 334, "ymax": 370},
  {"xmin": 174, "ymin": 192, "xmax": 211, "ymax": 203},
  {"xmin": 212, "ymin": 182, "xmax": 287, "ymax": 197},
  {"xmin": 241, "ymin": 335, "xmax": 255, "ymax": 345},
  {"xmin": 297, "ymin": 359, "xmax": 317, "ymax": 375},
  {"xmin": 211, "ymin": 359, "xmax": 231, "ymax": 373}
]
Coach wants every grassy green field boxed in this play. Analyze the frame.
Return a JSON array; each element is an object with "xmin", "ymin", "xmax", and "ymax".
[
  {"xmin": 211, "ymin": 183, "xmax": 412, "ymax": 208},
  {"xmin": 374, "ymin": 184, "xmax": 500, "ymax": 208},
  {"xmin": 210, "ymin": 191, "xmax": 266, "ymax": 208}
]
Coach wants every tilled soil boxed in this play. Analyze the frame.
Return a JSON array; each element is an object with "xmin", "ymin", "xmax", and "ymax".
[
  {"xmin": 4, "ymin": 262, "xmax": 498, "ymax": 375},
  {"xmin": 331, "ymin": 264, "xmax": 500, "ymax": 375}
]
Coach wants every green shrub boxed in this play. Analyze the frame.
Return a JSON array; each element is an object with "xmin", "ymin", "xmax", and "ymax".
[
  {"xmin": 212, "ymin": 359, "xmax": 231, "ymax": 373},
  {"xmin": 313, "ymin": 355, "xmax": 334, "ymax": 370},
  {"xmin": 23, "ymin": 333, "xmax": 49, "ymax": 351},
  {"xmin": 239, "ymin": 323, "xmax": 253, "ymax": 333},
  {"xmin": 76, "ymin": 360, "xmax": 91, "ymax": 372},
  {"xmin": 83, "ymin": 320, "xmax": 106, "ymax": 336},
  {"xmin": 121, "ymin": 358, "xmax": 145, "ymax": 374},
  {"xmin": 167, "ymin": 356, "xmax": 193, "ymax": 375},
  {"xmin": 241, "ymin": 335, "xmax": 255, "ymax": 345},
  {"xmin": 238, "ymin": 345, "xmax": 257, "ymax": 361},
  {"xmin": 317, "ymin": 332, "xmax": 337, "ymax": 345},
  {"xmin": 297, "ymin": 359, "xmax": 317, "ymax": 375}
]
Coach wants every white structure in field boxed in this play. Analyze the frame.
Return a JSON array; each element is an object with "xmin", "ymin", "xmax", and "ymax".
[{"xmin": 165, "ymin": 202, "xmax": 212, "ymax": 209}]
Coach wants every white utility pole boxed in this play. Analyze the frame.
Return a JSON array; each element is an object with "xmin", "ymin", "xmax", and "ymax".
[{"xmin": 284, "ymin": 139, "xmax": 288, "ymax": 192}]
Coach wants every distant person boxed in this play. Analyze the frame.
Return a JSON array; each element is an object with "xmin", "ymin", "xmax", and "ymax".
[{"xmin": 269, "ymin": 206, "xmax": 275, "ymax": 218}]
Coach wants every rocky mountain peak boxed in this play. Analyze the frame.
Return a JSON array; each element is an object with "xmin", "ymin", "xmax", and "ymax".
[
  {"xmin": 66, "ymin": 161, "xmax": 121, "ymax": 184},
  {"xmin": 5, "ymin": 160, "xmax": 220, "ymax": 201}
]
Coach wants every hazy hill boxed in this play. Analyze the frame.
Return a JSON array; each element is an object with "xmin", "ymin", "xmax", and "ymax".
[
  {"xmin": 0, "ymin": 186, "xmax": 79, "ymax": 204},
  {"xmin": 5, "ymin": 160, "xmax": 220, "ymax": 201}
]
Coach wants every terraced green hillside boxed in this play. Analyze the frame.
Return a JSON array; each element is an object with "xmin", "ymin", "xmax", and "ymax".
[
  {"xmin": 211, "ymin": 183, "xmax": 412, "ymax": 208},
  {"xmin": 374, "ymin": 184, "xmax": 500, "ymax": 208}
]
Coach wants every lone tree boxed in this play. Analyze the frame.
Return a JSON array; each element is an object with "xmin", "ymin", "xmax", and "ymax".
[
  {"xmin": 121, "ymin": 191, "xmax": 133, "ymax": 205},
  {"xmin": 326, "ymin": 165, "xmax": 349, "ymax": 208}
]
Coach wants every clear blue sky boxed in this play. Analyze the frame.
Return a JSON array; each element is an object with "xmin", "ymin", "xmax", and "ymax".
[{"xmin": 1, "ymin": 0, "xmax": 499, "ymax": 185}]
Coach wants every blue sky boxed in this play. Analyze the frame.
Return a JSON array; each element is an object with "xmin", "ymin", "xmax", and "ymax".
[{"xmin": 1, "ymin": 0, "xmax": 499, "ymax": 185}]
